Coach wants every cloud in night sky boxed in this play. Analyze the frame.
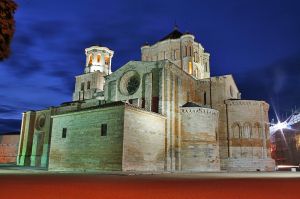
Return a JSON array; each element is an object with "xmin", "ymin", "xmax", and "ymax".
[{"xmin": 0, "ymin": 0, "xmax": 300, "ymax": 133}]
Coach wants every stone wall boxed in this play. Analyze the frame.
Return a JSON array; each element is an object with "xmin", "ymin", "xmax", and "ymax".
[
  {"xmin": 180, "ymin": 107, "xmax": 220, "ymax": 171},
  {"xmin": 122, "ymin": 105, "xmax": 166, "ymax": 171},
  {"xmin": 49, "ymin": 104, "xmax": 125, "ymax": 171},
  {"xmin": 0, "ymin": 134, "xmax": 19, "ymax": 164}
]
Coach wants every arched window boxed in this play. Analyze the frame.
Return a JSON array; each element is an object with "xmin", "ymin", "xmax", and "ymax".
[
  {"xmin": 243, "ymin": 123, "xmax": 251, "ymax": 138},
  {"xmin": 189, "ymin": 46, "xmax": 192, "ymax": 56},
  {"xmin": 185, "ymin": 46, "xmax": 188, "ymax": 57},
  {"xmin": 88, "ymin": 55, "xmax": 93, "ymax": 65},
  {"xmin": 232, "ymin": 123, "xmax": 240, "ymax": 138},
  {"xmin": 204, "ymin": 92, "xmax": 207, "ymax": 105},
  {"xmin": 253, "ymin": 123, "xmax": 261, "ymax": 138},
  {"xmin": 194, "ymin": 52, "xmax": 198, "ymax": 62},
  {"xmin": 105, "ymin": 56, "xmax": 110, "ymax": 65},
  {"xmin": 97, "ymin": 54, "xmax": 101, "ymax": 63}
]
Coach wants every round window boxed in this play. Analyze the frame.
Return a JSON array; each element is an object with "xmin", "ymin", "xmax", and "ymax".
[
  {"xmin": 35, "ymin": 114, "xmax": 46, "ymax": 130},
  {"xmin": 119, "ymin": 71, "xmax": 140, "ymax": 96}
]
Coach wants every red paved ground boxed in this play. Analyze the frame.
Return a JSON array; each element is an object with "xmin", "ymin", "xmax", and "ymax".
[{"xmin": 0, "ymin": 174, "xmax": 300, "ymax": 199}]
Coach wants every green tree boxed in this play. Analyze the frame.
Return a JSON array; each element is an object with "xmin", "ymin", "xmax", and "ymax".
[{"xmin": 0, "ymin": 0, "xmax": 17, "ymax": 60}]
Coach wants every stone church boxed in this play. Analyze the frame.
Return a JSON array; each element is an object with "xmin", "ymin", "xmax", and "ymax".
[{"xmin": 17, "ymin": 27, "xmax": 275, "ymax": 172}]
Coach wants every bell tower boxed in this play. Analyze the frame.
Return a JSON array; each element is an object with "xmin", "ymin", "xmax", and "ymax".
[
  {"xmin": 84, "ymin": 46, "xmax": 114, "ymax": 75},
  {"xmin": 72, "ymin": 45, "xmax": 114, "ymax": 101}
]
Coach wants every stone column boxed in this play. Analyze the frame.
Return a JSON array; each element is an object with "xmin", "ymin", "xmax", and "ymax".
[{"xmin": 18, "ymin": 111, "xmax": 36, "ymax": 166}]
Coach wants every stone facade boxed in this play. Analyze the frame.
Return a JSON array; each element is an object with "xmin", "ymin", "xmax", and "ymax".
[
  {"xmin": 0, "ymin": 133, "xmax": 19, "ymax": 164},
  {"xmin": 180, "ymin": 106, "xmax": 220, "ymax": 171},
  {"xmin": 122, "ymin": 105, "xmax": 165, "ymax": 171},
  {"xmin": 224, "ymin": 100, "xmax": 274, "ymax": 171},
  {"xmin": 48, "ymin": 103, "xmax": 165, "ymax": 172},
  {"xmin": 17, "ymin": 27, "xmax": 275, "ymax": 172}
]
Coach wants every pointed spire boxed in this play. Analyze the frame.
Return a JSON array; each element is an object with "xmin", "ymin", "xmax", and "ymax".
[{"xmin": 174, "ymin": 20, "xmax": 179, "ymax": 30}]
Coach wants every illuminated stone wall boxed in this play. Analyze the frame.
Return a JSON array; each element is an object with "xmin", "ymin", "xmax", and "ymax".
[
  {"xmin": 48, "ymin": 103, "xmax": 165, "ymax": 172},
  {"xmin": 122, "ymin": 105, "xmax": 166, "ymax": 171},
  {"xmin": 180, "ymin": 107, "xmax": 220, "ymax": 171},
  {"xmin": 0, "ymin": 134, "xmax": 19, "ymax": 164},
  {"xmin": 49, "ymin": 104, "xmax": 125, "ymax": 172},
  {"xmin": 224, "ymin": 100, "xmax": 275, "ymax": 171}
]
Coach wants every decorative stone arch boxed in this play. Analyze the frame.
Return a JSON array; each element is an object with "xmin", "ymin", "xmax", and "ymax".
[
  {"xmin": 243, "ymin": 122, "xmax": 252, "ymax": 138},
  {"xmin": 252, "ymin": 122, "xmax": 261, "ymax": 139},
  {"xmin": 231, "ymin": 123, "xmax": 241, "ymax": 138}
]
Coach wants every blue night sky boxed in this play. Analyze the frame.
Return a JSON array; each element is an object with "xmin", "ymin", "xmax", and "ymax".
[{"xmin": 1, "ymin": 0, "xmax": 300, "ymax": 133}]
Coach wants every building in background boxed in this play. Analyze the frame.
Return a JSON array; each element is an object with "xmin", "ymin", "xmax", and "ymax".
[
  {"xmin": 0, "ymin": 132, "xmax": 19, "ymax": 164},
  {"xmin": 270, "ymin": 112, "xmax": 300, "ymax": 166},
  {"xmin": 17, "ymin": 27, "xmax": 275, "ymax": 172}
]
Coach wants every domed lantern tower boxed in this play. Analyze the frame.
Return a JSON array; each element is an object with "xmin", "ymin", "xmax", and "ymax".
[
  {"xmin": 84, "ymin": 46, "xmax": 114, "ymax": 75},
  {"xmin": 72, "ymin": 45, "xmax": 114, "ymax": 101}
]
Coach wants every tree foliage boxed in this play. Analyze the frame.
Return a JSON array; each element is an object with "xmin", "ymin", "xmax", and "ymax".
[{"xmin": 0, "ymin": 0, "xmax": 17, "ymax": 61}]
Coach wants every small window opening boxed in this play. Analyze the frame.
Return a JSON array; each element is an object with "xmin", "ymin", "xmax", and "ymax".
[
  {"xmin": 101, "ymin": 124, "xmax": 107, "ymax": 136},
  {"xmin": 62, "ymin": 128, "xmax": 67, "ymax": 138}
]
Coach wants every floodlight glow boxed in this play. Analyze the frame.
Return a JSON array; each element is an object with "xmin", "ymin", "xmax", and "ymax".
[
  {"xmin": 276, "ymin": 122, "xmax": 287, "ymax": 130},
  {"xmin": 270, "ymin": 121, "xmax": 289, "ymax": 133}
]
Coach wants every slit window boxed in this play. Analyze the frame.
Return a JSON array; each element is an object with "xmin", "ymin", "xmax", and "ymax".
[
  {"xmin": 101, "ymin": 124, "xmax": 107, "ymax": 136},
  {"xmin": 188, "ymin": 62, "xmax": 193, "ymax": 74},
  {"xmin": 205, "ymin": 63, "xmax": 208, "ymax": 72},
  {"xmin": 87, "ymin": 81, "xmax": 91, "ymax": 89},
  {"xmin": 62, "ymin": 128, "xmax": 67, "ymax": 138},
  {"xmin": 81, "ymin": 82, "xmax": 85, "ymax": 91}
]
